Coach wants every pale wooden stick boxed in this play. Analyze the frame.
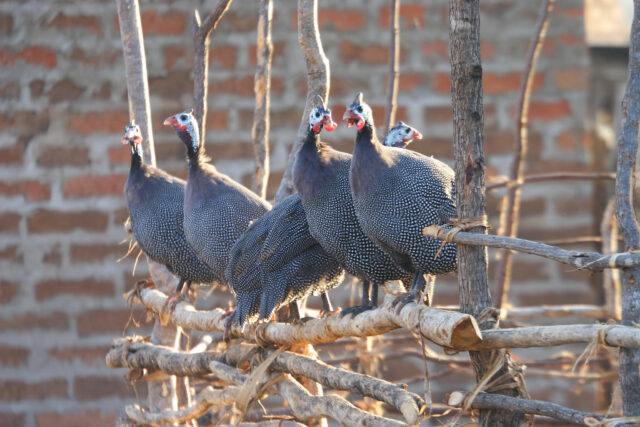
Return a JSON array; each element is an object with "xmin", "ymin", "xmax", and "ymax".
[{"xmin": 383, "ymin": 0, "xmax": 400, "ymax": 135}]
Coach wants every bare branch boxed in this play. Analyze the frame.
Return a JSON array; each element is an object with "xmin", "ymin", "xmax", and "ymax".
[
  {"xmin": 487, "ymin": 172, "xmax": 616, "ymax": 191},
  {"xmin": 116, "ymin": 0, "xmax": 155, "ymax": 165},
  {"xmin": 423, "ymin": 225, "xmax": 640, "ymax": 271},
  {"xmin": 124, "ymin": 288, "xmax": 482, "ymax": 348},
  {"xmin": 495, "ymin": 0, "xmax": 555, "ymax": 309},
  {"xmin": 251, "ymin": 0, "xmax": 273, "ymax": 199},
  {"xmin": 193, "ymin": 0, "xmax": 233, "ymax": 144},
  {"xmin": 383, "ymin": 0, "xmax": 400, "ymax": 135},
  {"xmin": 614, "ymin": 0, "xmax": 640, "ymax": 415},
  {"xmin": 274, "ymin": 0, "xmax": 329, "ymax": 202},
  {"xmin": 448, "ymin": 392, "xmax": 633, "ymax": 426}
]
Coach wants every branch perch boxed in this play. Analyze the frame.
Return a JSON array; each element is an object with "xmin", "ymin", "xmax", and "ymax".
[{"xmin": 424, "ymin": 225, "xmax": 640, "ymax": 271}]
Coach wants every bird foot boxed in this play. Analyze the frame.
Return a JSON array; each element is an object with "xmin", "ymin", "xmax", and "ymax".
[
  {"xmin": 318, "ymin": 307, "xmax": 341, "ymax": 318},
  {"xmin": 391, "ymin": 291, "xmax": 425, "ymax": 315},
  {"xmin": 162, "ymin": 289, "xmax": 185, "ymax": 315},
  {"xmin": 127, "ymin": 278, "xmax": 155, "ymax": 304},
  {"xmin": 223, "ymin": 314, "xmax": 235, "ymax": 343},
  {"xmin": 340, "ymin": 305, "xmax": 373, "ymax": 318}
]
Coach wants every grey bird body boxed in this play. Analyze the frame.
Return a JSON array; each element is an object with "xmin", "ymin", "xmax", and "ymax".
[{"xmin": 123, "ymin": 128, "xmax": 217, "ymax": 287}]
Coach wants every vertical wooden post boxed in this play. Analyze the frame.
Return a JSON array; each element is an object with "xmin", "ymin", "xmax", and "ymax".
[
  {"xmin": 252, "ymin": 0, "xmax": 273, "ymax": 199},
  {"xmin": 448, "ymin": 1, "xmax": 523, "ymax": 425},
  {"xmin": 383, "ymin": 0, "xmax": 400, "ymax": 136},
  {"xmin": 274, "ymin": 0, "xmax": 330, "ymax": 203},
  {"xmin": 614, "ymin": 0, "xmax": 640, "ymax": 415}
]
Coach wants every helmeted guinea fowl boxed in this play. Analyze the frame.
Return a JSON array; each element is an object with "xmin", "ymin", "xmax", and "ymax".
[
  {"xmin": 346, "ymin": 93, "xmax": 457, "ymax": 306},
  {"xmin": 226, "ymin": 192, "xmax": 345, "ymax": 325},
  {"xmin": 383, "ymin": 121, "xmax": 423, "ymax": 149},
  {"xmin": 163, "ymin": 111, "xmax": 271, "ymax": 298},
  {"xmin": 121, "ymin": 124, "xmax": 217, "ymax": 298},
  {"xmin": 293, "ymin": 104, "xmax": 420, "ymax": 316}
]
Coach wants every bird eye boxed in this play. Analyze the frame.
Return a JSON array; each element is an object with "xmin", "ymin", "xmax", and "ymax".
[
  {"xmin": 180, "ymin": 115, "xmax": 187, "ymax": 121},
  {"xmin": 405, "ymin": 128, "xmax": 411, "ymax": 133},
  {"xmin": 315, "ymin": 112, "xmax": 320, "ymax": 118},
  {"xmin": 356, "ymin": 106, "xmax": 363, "ymax": 113}
]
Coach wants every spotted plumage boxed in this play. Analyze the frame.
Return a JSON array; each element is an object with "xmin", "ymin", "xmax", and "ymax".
[
  {"xmin": 346, "ymin": 93, "xmax": 457, "ymax": 304},
  {"xmin": 227, "ymin": 193, "xmax": 344, "ymax": 325},
  {"xmin": 121, "ymin": 124, "xmax": 217, "ymax": 293},
  {"xmin": 163, "ymin": 111, "xmax": 271, "ymax": 295},
  {"xmin": 293, "ymin": 105, "xmax": 419, "ymax": 315}
]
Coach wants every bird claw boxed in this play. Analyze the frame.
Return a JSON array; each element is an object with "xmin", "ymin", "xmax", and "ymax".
[
  {"xmin": 162, "ymin": 290, "xmax": 184, "ymax": 315},
  {"xmin": 391, "ymin": 291, "xmax": 426, "ymax": 315},
  {"xmin": 340, "ymin": 305, "xmax": 373, "ymax": 318},
  {"xmin": 318, "ymin": 307, "xmax": 341, "ymax": 318}
]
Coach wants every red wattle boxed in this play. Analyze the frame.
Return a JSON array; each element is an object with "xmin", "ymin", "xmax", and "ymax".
[
  {"xmin": 356, "ymin": 120, "xmax": 365, "ymax": 130},
  {"xmin": 325, "ymin": 121, "xmax": 337, "ymax": 131}
]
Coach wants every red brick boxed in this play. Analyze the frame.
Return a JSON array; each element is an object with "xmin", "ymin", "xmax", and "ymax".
[
  {"xmin": 317, "ymin": 9, "xmax": 365, "ymax": 31},
  {"xmin": 70, "ymin": 48, "xmax": 118, "ymax": 68},
  {"xmin": 108, "ymin": 146, "xmax": 130, "ymax": 165},
  {"xmin": 48, "ymin": 78, "xmax": 84, "ymax": 102},
  {"xmin": 518, "ymin": 289, "xmax": 596, "ymax": 306},
  {"xmin": 424, "ymin": 106, "xmax": 452, "ymax": 123},
  {"xmin": 74, "ymin": 376, "xmax": 132, "ymax": 400},
  {"xmin": 39, "ymin": 145, "xmax": 89, "ymax": 167},
  {"xmin": 0, "ymin": 46, "xmax": 57, "ymax": 69},
  {"xmin": 409, "ymin": 137, "xmax": 453, "ymax": 160},
  {"xmin": 0, "ymin": 281, "xmax": 18, "ymax": 304},
  {"xmin": 339, "ymin": 41, "xmax": 390, "ymax": 65},
  {"xmin": 0, "ymin": 82, "xmax": 19, "ymax": 100},
  {"xmin": 379, "ymin": 4, "xmax": 427, "ymax": 29},
  {"xmin": 431, "ymin": 72, "xmax": 450, "ymax": 93},
  {"xmin": 210, "ymin": 45, "xmax": 237, "ymax": 70},
  {"xmin": 527, "ymin": 100, "xmax": 572, "ymax": 122},
  {"xmin": 76, "ymin": 308, "xmax": 144, "ymax": 337},
  {"xmin": 210, "ymin": 75, "xmax": 255, "ymax": 97},
  {"xmin": 559, "ymin": 7, "xmax": 584, "ymax": 18},
  {"xmin": 555, "ymin": 197, "xmax": 593, "ymax": 215},
  {"xmin": 0, "ymin": 413, "xmax": 24, "ymax": 427},
  {"xmin": 484, "ymin": 130, "xmax": 516, "ymax": 154},
  {"xmin": 149, "ymin": 69, "xmax": 192, "ymax": 99},
  {"xmin": 557, "ymin": 32, "xmax": 583, "ymax": 46},
  {"xmin": 27, "ymin": 209, "xmax": 108, "ymax": 233},
  {"xmin": 49, "ymin": 346, "xmax": 106, "ymax": 365},
  {"xmin": 42, "ymin": 245, "xmax": 61, "ymax": 265},
  {"xmin": 213, "ymin": 142, "xmax": 254, "ymax": 160},
  {"xmin": 480, "ymin": 41, "xmax": 497, "ymax": 60},
  {"xmin": 67, "ymin": 110, "xmax": 128, "ymax": 135},
  {"xmin": 93, "ymin": 81, "xmax": 111, "ymax": 99},
  {"xmin": 70, "ymin": 243, "xmax": 123, "ymax": 263},
  {"xmin": 35, "ymin": 411, "xmax": 116, "ymax": 427},
  {"xmin": 163, "ymin": 45, "xmax": 188, "ymax": 70},
  {"xmin": 0, "ymin": 144, "xmax": 23, "ymax": 165},
  {"xmin": 556, "ymin": 130, "xmax": 583, "ymax": 152},
  {"xmin": 554, "ymin": 68, "xmax": 587, "ymax": 90},
  {"xmin": 0, "ymin": 212, "xmax": 20, "ymax": 233},
  {"xmin": 248, "ymin": 42, "xmax": 285, "ymax": 67},
  {"xmin": 140, "ymin": 10, "xmax": 186, "ymax": 35},
  {"xmin": 0, "ymin": 14, "xmax": 12, "ymax": 34},
  {"xmin": 63, "ymin": 174, "xmax": 126, "ymax": 198},
  {"xmin": 0, "ymin": 345, "xmax": 29, "ymax": 367},
  {"xmin": 45, "ymin": 12, "xmax": 101, "ymax": 35},
  {"xmin": 0, "ymin": 244, "xmax": 20, "ymax": 262},
  {"xmin": 30, "ymin": 80, "xmax": 44, "ymax": 98},
  {"xmin": 0, "ymin": 180, "xmax": 50, "ymax": 201},
  {"xmin": 224, "ymin": 11, "xmax": 258, "ymax": 32},
  {"xmin": 206, "ymin": 109, "xmax": 229, "ymax": 131},
  {"xmin": 0, "ymin": 379, "xmax": 67, "ymax": 401},
  {"xmin": 483, "ymin": 72, "xmax": 544, "ymax": 95},
  {"xmin": 395, "ymin": 73, "xmax": 426, "ymax": 91},
  {"xmin": 422, "ymin": 40, "xmax": 448, "ymax": 58},
  {"xmin": 0, "ymin": 111, "xmax": 49, "ymax": 134},
  {"xmin": 0, "ymin": 312, "xmax": 69, "ymax": 330},
  {"xmin": 35, "ymin": 279, "xmax": 114, "ymax": 301}
]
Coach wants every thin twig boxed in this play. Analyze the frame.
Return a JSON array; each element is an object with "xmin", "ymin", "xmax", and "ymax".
[
  {"xmin": 494, "ymin": 0, "xmax": 555, "ymax": 309},
  {"xmin": 602, "ymin": 198, "xmax": 622, "ymax": 320},
  {"xmin": 383, "ymin": 0, "xmax": 400, "ymax": 135},
  {"xmin": 192, "ymin": 0, "xmax": 233, "ymax": 144},
  {"xmin": 251, "ymin": 0, "xmax": 272, "ymax": 198}
]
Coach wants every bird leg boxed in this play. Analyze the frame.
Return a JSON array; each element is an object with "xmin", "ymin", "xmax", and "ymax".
[
  {"xmin": 318, "ymin": 292, "xmax": 340, "ymax": 317},
  {"xmin": 370, "ymin": 283, "xmax": 379, "ymax": 307},
  {"xmin": 392, "ymin": 273, "xmax": 427, "ymax": 315},
  {"xmin": 341, "ymin": 281, "xmax": 374, "ymax": 317},
  {"xmin": 163, "ymin": 280, "xmax": 191, "ymax": 314}
]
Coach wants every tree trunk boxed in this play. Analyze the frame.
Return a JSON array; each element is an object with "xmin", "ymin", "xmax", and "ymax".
[{"xmin": 448, "ymin": 1, "xmax": 523, "ymax": 425}]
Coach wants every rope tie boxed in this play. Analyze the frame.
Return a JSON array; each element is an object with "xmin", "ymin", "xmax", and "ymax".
[
  {"xmin": 572, "ymin": 321, "xmax": 617, "ymax": 374},
  {"xmin": 431, "ymin": 215, "xmax": 490, "ymax": 260}
]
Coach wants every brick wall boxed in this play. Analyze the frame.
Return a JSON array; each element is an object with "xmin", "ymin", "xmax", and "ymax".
[{"xmin": 0, "ymin": 0, "xmax": 599, "ymax": 425}]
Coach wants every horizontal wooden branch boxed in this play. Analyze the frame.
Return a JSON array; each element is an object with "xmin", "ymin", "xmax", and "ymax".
[
  {"xmin": 108, "ymin": 336, "xmax": 423, "ymax": 424},
  {"xmin": 436, "ymin": 304, "xmax": 610, "ymax": 320},
  {"xmin": 423, "ymin": 225, "xmax": 640, "ymax": 271},
  {"xmin": 449, "ymin": 392, "xmax": 633, "ymax": 426},
  {"xmin": 124, "ymin": 288, "xmax": 482, "ymax": 348},
  {"xmin": 486, "ymin": 172, "xmax": 616, "ymax": 191}
]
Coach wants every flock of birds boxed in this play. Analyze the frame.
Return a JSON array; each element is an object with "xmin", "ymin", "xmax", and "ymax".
[{"xmin": 122, "ymin": 92, "xmax": 457, "ymax": 330}]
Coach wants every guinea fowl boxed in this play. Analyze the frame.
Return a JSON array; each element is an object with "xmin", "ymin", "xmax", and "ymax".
[
  {"xmin": 226, "ymin": 193, "xmax": 344, "ymax": 325},
  {"xmin": 121, "ymin": 124, "xmax": 217, "ymax": 301},
  {"xmin": 383, "ymin": 121, "xmax": 423, "ymax": 149},
  {"xmin": 346, "ymin": 93, "xmax": 457, "ymax": 307},
  {"xmin": 293, "ymin": 105, "xmax": 420, "ymax": 316},
  {"xmin": 163, "ymin": 111, "xmax": 271, "ymax": 299}
]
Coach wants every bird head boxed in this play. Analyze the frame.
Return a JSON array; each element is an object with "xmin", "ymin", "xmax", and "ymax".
[
  {"xmin": 383, "ymin": 121, "xmax": 423, "ymax": 148},
  {"xmin": 121, "ymin": 123, "xmax": 144, "ymax": 159},
  {"xmin": 163, "ymin": 109, "xmax": 200, "ymax": 153},
  {"xmin": 308, "ymin": 106, "xmax": 337, "ymax": 133},
  {"xmin": 343, "ymin": 92, "xmax": 372, "ymax": 131}
]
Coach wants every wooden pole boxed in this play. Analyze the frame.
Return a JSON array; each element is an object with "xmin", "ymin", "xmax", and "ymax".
[
  {"xmin": 448, "ymin": 0, "xmax": 523, "ymax": 425},
  {"xmin": 383, "ymin": 0, "xmax": 400, "ymax": 136}
]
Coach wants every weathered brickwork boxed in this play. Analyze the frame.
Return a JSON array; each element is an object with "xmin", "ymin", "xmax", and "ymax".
[{"xmin": 0, "ymin": 0, "xmax": 597, "ymax": 424}]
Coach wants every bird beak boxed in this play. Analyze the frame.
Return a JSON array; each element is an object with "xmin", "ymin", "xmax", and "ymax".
[
  {"xmin": 405, "ymin": 130, "xmax": 423, "ymax": 142},
  {"xmin": 163, "ymin": 115, "xmax": 178, "ymax": 127},
  {"xmin": 121, "ymin": 128, "xmax": 139, "ymax": 145},
  {"xmin": 323, "ymin": 114, "xmax": 337, "ymax": 131},
  {"xmin": 343, "ymin": 108, "xmax": 362, "ymax": 129}
]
